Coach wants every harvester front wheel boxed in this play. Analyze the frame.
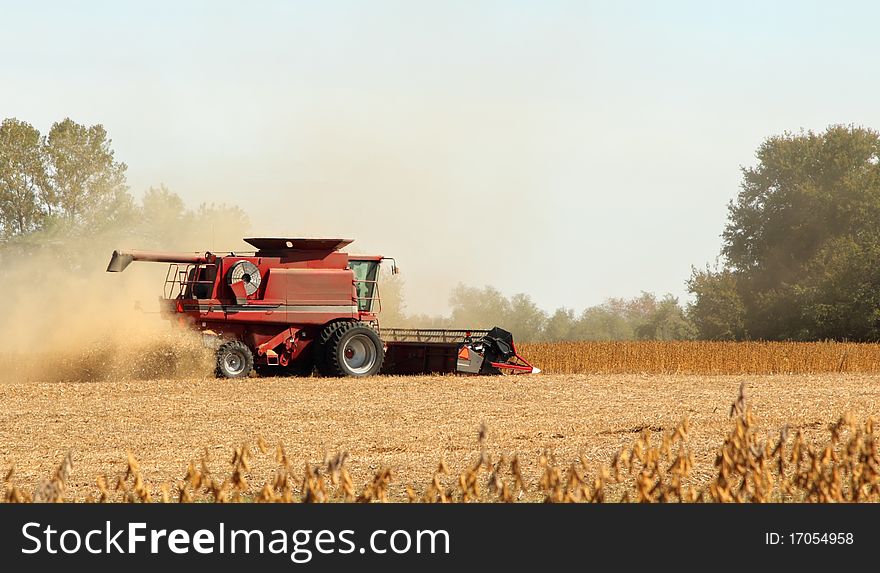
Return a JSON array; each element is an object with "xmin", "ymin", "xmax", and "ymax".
[
  {"xmin": 319, "ymin": 322, "xmax": 384, "ymax": 377},
  {"xmin": 215, "ymin": 340, "xmax": 254, "ymax": 379}
]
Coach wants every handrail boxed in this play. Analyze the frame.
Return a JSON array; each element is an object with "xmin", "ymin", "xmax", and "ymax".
[
  {"xmin": 354, "ymin": 278, "xmax": 381, "ymax": 313},
  {"xmin": 164, "ymin": 262, "xmax": 217, "ymax": 300}
]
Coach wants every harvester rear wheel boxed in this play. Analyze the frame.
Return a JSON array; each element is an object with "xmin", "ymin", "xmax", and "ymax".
[
  {"xmin": 315, "ymin": 321, "xmax": 348, "ymax": 376},
  {"xmin": 318, "ymin": 321, "xmax": 384, "ymax": 377},
  {"xmin": 215, "ymin": 340, "xmax": 254, "ymax": 379}
]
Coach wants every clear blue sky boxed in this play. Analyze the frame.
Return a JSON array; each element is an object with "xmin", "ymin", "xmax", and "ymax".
[{"xmin": 2, "ymin": 1, "xmax": 878, "ymax": 314}]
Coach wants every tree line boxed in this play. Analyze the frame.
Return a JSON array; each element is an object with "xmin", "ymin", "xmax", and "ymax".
[
  {"xmin": 0, "ymin": 118, "xmax": 128, "ymax": 238},
  {"xmin": 0, "ymin": 117, "xmax": 248, "ymax": 256},
  {"xmin": 380, "ymin": 283, "xmax": 694, "ymax": 343}
]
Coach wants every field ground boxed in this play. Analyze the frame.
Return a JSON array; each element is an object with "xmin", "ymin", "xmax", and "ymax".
[{"xmin": 2, "ymin": 372, "xmax": 879, "ymax": 501}]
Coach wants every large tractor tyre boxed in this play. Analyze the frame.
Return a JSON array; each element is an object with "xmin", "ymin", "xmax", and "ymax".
[
  {"xmin": 319, "ymin": 322, "xmax": 384, "ymax": 377},
  {"xmin": 314, "ymin": 321, "xmax": 349, "ymax": 376},
  {"xmin": 215, "ymin": 340, "xmax": 254, "ymax": 379}
]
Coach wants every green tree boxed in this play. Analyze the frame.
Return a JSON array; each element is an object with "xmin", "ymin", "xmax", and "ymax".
[
  {"xmin": 635, "ymin": 294, "xmax": 696, "ymax": 340},
  {"xmin": 574, "ymin": 301, "xmax": 634, "ymax": 340},
  {"xmin": 566, "ymin": 293, "xmax": 694, "ymax": 341},
  {"xmin": 143, "ymin": 184, "xmax": 187, "ymax": 227},
  {"xmin": 544, "ymin": 307, "xmax": 575, "ymax": 341},
  {"xmin": 449, "ymin": 284, "xmax": 511, "ymax": 329},
  {"xmin": 686, "ymin": 267, "xmax": 745, "ymax": 340},
  {"xmin": 796, "ymin": 234, "xmax": 880, "ymax": 340},
  {"xmin": 505, "ymin": 293, "xmax": 548, "ymax": 342},
  {"xmin": 136, "ymin": 184, "xmax": 191, "ymax": 244},
  {"xmin": 0, "ymin": 119, "xmax": 48, "ymax": 239},
  {"xmin": 447, "ymin": 285, "xmax": 547, "ymax": 341},
  {"xmin": 713, "ymin": 125, "xmax": 880, "ymax": 340},
  {"xmin": 44, "ymin": 118, "xmax": 128, "ymax": 224}
]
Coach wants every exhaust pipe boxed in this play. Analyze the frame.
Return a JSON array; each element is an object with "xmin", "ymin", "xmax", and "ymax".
[{"xmin": 106, "ymin": 250, "xmax": 216, "ymax": 272}]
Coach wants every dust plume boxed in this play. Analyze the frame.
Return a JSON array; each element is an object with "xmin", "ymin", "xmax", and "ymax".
[{"xmin": 0, "ymin": 206, "xmax": 249, "ymax": 383}]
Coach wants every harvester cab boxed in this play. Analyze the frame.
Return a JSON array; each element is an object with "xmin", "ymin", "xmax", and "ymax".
[{"xmin": 106, "ymin": 237, "xmax": 538, "ymax": 379}]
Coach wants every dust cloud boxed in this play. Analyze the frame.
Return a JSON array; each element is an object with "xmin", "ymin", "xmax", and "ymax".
[{"xmin": 0, "ymin": 216, "xmax": 249, "ymax": 383}]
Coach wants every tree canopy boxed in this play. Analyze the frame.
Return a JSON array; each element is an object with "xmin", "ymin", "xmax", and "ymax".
[
  {"xmin": 0, "ymin": 117, "xmax": 249, "ymax": 258},
  {"xmin": 0, "ymin": 119, "xmax": 48, "ymax": 239},
  {"xmin": 380, "ymin": 284, "xmax": 695, "ymax": 342},
  {"xmin": 690, "ymin": 125, "xmax": 880, "ymax": 340}
]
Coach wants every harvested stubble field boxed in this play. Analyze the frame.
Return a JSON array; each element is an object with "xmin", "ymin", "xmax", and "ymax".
[{"xmin": 2, "ymin": 365, "xmax": 880, "ymax": 502}]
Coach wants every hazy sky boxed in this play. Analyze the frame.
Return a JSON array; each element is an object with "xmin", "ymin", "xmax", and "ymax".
[{"xmin": 3, "ymin": 1, "xmax": 878, "ymax": 314}]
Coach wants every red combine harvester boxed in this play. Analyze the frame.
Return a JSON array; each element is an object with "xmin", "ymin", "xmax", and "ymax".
[{"xmin": 106, "ymin": 237, "xmax": 538, "ymax": 378}]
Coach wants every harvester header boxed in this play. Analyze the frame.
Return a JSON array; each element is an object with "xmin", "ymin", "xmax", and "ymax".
[{"xmin": 106, "ymin": 237, "xmax": 538, "ymax": 378}]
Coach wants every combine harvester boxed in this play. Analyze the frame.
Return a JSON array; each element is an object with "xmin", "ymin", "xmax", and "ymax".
[{"xmin": 107, "ymin": 237, "xmax": 538, "ymax": 378}]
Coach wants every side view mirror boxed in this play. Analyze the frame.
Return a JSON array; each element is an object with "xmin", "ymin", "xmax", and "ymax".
[{"xmin": 384, "ymin": 257, "xmax": 400, "ymax": 275}]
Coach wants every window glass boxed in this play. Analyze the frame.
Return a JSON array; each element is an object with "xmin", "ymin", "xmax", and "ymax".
[{"xmin": 349, "ymin": 260, "xmax": 379, "ymax": 311}]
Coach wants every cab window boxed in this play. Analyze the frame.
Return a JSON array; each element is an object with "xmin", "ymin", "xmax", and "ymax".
[{"xmin": 349, "ymin": 260, "xmax": 379, "ymax": 312}]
